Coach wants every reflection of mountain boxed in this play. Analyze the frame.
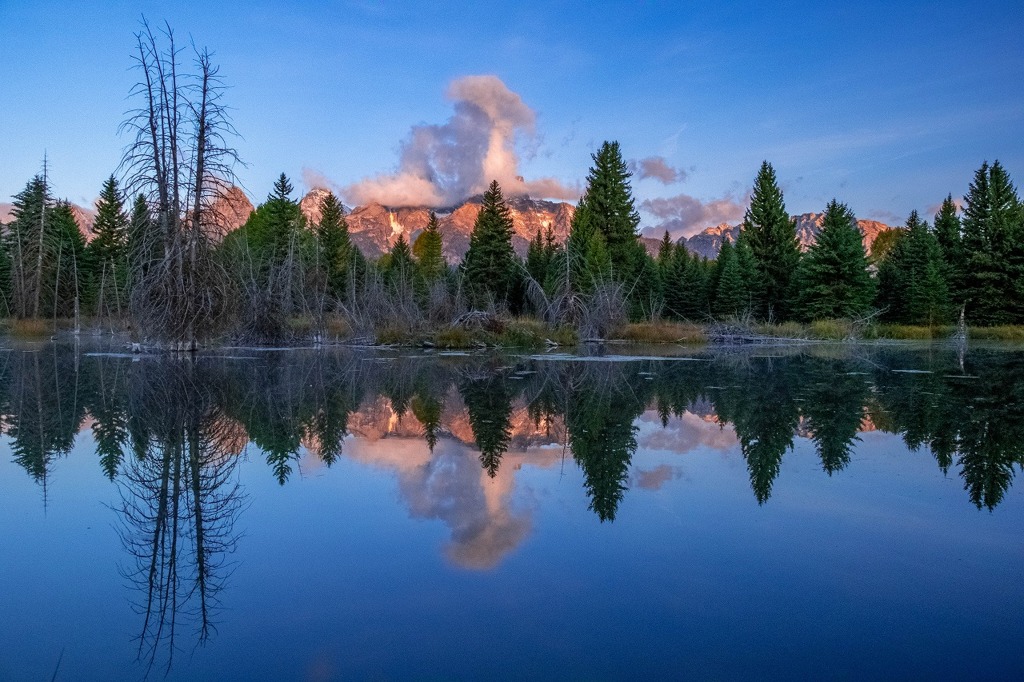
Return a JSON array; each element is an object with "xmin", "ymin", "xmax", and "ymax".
[{"xmin": 4, "ymin": 344, "xmax": 1024, "ymax": 546}]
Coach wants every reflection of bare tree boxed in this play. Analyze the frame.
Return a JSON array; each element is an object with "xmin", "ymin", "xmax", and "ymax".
[{"xmin": 114, "ymin": 360, "xmax": 245, "ymax": 677}]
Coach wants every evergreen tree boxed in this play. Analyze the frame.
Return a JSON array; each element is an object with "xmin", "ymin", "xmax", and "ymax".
[
  {"xmin": 656, "ymin": 231, "xmax": 674, "ymax": 277},
  {"xmin": 127, "ymin": 193, "xmax": 155, "ymax": 290},
  {"xmin": 576, "ymin": 141, "xmax": 642, "ymax": 280},
  {"xmin": 876, "ymin": 211, "xmax": 950, "ymax": 325},
  {"xmin": 462, "ymin": 180, "xmax": 517, "ymax": 308},
  {"xmin": 87, "ymin": 175, "xmax": 129, "ymax": 316},
  {"xmin": 525, "ymin": 228, "xmax": 548, "ymax": 284},
  {"xmin": 385, "ymin": 233, "xmax": 415, "ymax": 295},
  {"xmin": 44, "ymin": 201, "xmax": 87, "ymax": 319},
  {"xmin": 960, "ymin": 161, "xmax": 1023, "ymax": 324},
  {"xmin": 662, "ymin": 244, "xmax": 690, "ymax": 320},
  {"xmin": 315, "ymin": 191, "xmax": 362, "ymax": 302},
  {"xmin": 629, "ymin": 247, "xmax": 663, "ymax": 320},
  {"xmin": 797, "ymin": 200, "xmax": 875, "ymax": 320},
  {"xmin": 6, "ymin": 173, "xmax": 53, "ymax": 318},
  {"xmin": 243, "ymin": 173, "xmax": 305, "ymax": 263},
  {"xmin": 933, "ymin": 195, "xmax": 963, "ymax": 306},
  {"xmin": 712, "ymin": 239, "xmax": 748, "ymax": 319},
  {"xmin": 413, "ymin": 211, "xmax": 446, "ymax": 283},
  {"xmin": 741, "ymin": 161, "xmax": 800, "ymax": 320}
]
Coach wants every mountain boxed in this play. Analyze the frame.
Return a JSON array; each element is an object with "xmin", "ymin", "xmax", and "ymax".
[
  {"xmin": 207, "ymin": 185, "xmax": 255, "ymax": 239},
  {"xmin": 0, "ymin": 201, "xmax": 96, "ymax": 238},
  {"xmin": 682, "ymin": 212, "xmax": 894, "ymax": 259},
  {"xmin": 300, "ymin": 191, "xmax": 576, "ymax": 262}
]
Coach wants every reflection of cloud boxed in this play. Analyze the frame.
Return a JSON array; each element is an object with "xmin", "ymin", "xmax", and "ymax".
[
  {"xmin": 637, "ymin": 410, "xmax": 738, "ymax": 454},
  {"xmin": 635, "ymin": 464, "xmax": 679, "ymax": 491},
  {"xmin": 396, "ymin": 440, "xmax": 531, "ymax": 570}
]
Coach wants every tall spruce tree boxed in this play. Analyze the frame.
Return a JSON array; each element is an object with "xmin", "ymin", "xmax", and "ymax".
[
  {"xmin": 741, "ymin": 161, "xmax": 800, "ymax": 320},
  {"xmin": 576, "ymin": 141, "xmax": 642, "ymax": 280},
  {"xmin": 960, "ymin": 161, "xmax": 1023, "ymax": 325},
  {"xmin": 315, "ymin": 191, "xmax": 362, "ymax": 302},
  {"xmin": 87, "ymin": 175, "xmax": 129, "ymax": 316},
  {"xmin": 6, "ymin": 173, "xmax": 53, "ymax": 318},
  {"xmin": 462, "ymin": 180, "xmax": 517, "ymax": 308},
  {"xmin": 933, "ymin": 195, "xmax": 963, "ymax": 307},
  {"xmin": 797, "ymin": 200, "xmax": 875, "ymax": 320}
]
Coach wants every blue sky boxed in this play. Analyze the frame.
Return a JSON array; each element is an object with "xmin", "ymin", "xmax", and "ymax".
[{"xmin": 1, "ymin": 0, "xmax": 1022, "ymax": 236}]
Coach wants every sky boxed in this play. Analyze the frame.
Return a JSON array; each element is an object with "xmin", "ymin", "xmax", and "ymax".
[{"xmin": 1, "ymin": 0, "xmax": 1022, "ymax": 238}]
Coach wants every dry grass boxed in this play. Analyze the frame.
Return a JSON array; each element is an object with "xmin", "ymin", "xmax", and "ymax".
[
  {"xmin": 868, "ymin": 324, "xmax": 954, "ymax": 340},
  {"xmin": 968, "ymin": 325, "xmax": 1024, "ymax": 341},
  {"xmin": 6, "ymin": 318, "xmax": 53, "ymax": 338},
  {"xmin": 615, "ymin": 321, "xmax": 707, "ymax": 344}
]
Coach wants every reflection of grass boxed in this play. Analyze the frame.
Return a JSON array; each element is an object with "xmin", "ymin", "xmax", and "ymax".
[{"xmin": 615, "ymin": 321, "xmax": 706, "ymax": 344}]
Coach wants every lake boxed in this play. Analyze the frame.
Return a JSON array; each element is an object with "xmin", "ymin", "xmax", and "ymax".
[{"xmin": 0, "ymin": 341, "xmax": 1022, "ymax": 680}]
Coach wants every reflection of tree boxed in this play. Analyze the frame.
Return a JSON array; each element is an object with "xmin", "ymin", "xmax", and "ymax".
[
  {"xmin": 716, "ymin": 358, "xmax": 799, "ymax": 504},
  {"xmin": 871, "ymin": 350, "xmax": 1024, "ymax": 510},
  {"xmin": 87, "ymin": 354, "xmax": 131, "ymax": 479},
  {"xmin": 115, "ymin": 360, "xmax": 245, "ymax": 677},
  {"xmin": 459, "ymin": 369, "xmax": 514, "ymax": 477},
  {"xmin": 1, "ymin": 348, "xmax": 86, "ymax": 500},
  {"xmin": 801, "ymin": 364, "xmax": 871, "ymax": 475},
  {"xmin": 566, "ymin": 363, "xmax": 644, "ymax": 522}
]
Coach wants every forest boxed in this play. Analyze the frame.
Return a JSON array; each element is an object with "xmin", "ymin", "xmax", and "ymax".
[{"xmin": 3, "ymin": 24, "xmax": 1023, "ymax": 348}]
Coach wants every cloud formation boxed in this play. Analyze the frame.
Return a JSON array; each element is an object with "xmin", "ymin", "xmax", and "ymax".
[
  {"xmin": 345, "ymin": 75, "xmax": 579, "ymax": 207},
  {"xmin": 630, "ymin": 156, "xmax": 687, "ymax": 184},
  {"xmin": 640, "ymin": 191, "xmax": 748, "ymax": 239}
]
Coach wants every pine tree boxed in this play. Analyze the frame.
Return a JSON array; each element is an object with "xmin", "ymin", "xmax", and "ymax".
[
  {"xmin": 462, "ymin": 180, "xmax": 517, "ymax": 308},
  {"xmin": 933, "ymin": 195, "xmax": 963, "ymax": 306},
  {"xmin": 315, "ymin": 191, "xmax": 361, "ymax": 302},
  {"xmin": 87, "ymin": 175, "xmax": 129, "ymax": 317},
  {"xmin": 662, "ymin": 244, "xmax": 689, "ymax": 320},
  {"xmin": 525, "ymin": 228, "xmax": 548, "ymax": 284},
  {"xmin": 960, "ymin": 161, "xmax": 1023, "ymax": 324},
  {"xmin": 244, "ymin": 173, "xmax": 305, "ymax": 263},
  {"xmin": 876, "ymin": 211, "xmax": 949, "ymax": 325},
  {"xmin": 413, "ymin": 211, "xmax": 445, "ymax": 283},
  {"xmin": 797, "ymin": 200, "xmax": 875, "ymax": 320},
  {"xmin": 656, "ymin": 231, "xmax": 674, "ymax": 277},
  {"xmin": 740, "ymin": 161, "xmax": 800, "ymax": 320},
  {"xmin": 576, "ymin": 141, "xmax": 642, "ymax": 280},
  {"xmin": 6, "ymin": 173, "xmax": 53, "ymax": 318},
  {"xmin": 44, "ymin": 201, "xmax": 87, "ymax": 320},
  {"xmin": 385, "ymin": 233, "xmax": 415, "ymax": 295},
  {"xmin": 629, "ymin": 248, "xmax": 663, "ymax": 320},
  {"xmin": 712, "ymin": 239, "xmax": 748, "ymax": 319},
  {"xmin": 126, "ymin": 194, "xmax": 155, "ymax": 297}
]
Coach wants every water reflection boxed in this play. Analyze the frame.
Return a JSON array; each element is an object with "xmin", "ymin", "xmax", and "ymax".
[
  {"xmin": 4, "ymin": 346, "xmax": 1024, "ymax": 517},
  {"xmin": 3, "ymin": 343, "xmax": 1024, "ymax": 674},
  {"xmin": 115, "ymin": 361, "xmax": 245, "ymax": 676}
]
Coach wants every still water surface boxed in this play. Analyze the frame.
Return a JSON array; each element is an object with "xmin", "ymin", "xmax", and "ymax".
[{"xmin": 0, "ymin": 342, "xmax": 1022, "ymax": 680}]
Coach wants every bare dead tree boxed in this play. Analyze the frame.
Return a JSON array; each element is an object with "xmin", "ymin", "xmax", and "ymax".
[{"xmin": 119, "ymin": 20, "xmax": 240, "ymax": 348}]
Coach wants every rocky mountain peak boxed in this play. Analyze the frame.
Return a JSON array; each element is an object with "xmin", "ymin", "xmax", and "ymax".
[{"xmin": 682, "ymin": 212, "xmax": 894, "ymax": 259}]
